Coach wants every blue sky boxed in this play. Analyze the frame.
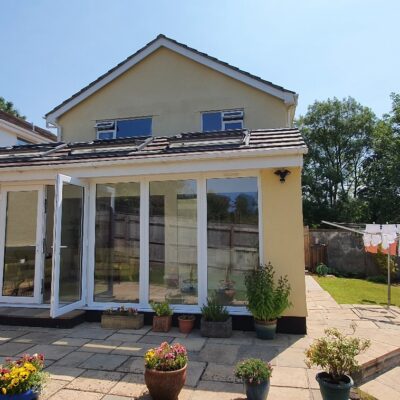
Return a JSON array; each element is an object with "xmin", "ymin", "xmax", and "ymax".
[{"xmin": 1, "ymin": 0, "xmax": 399, "ymax": 129}]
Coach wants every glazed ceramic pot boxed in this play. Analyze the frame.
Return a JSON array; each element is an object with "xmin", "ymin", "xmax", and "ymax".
[
  {"xmin": 144, "ymin": 365, "xmax": 187, "ymax": 400},
  {"xmin": 0, "ymin": 390, "xmax": 38, "ymax": 400},
  {"xmin": 254, "ymin": 319, "xmax": 277, "ymax": 340},
  {"xmin": 244, "ymin": 380, "xmax": 270, "ymax": 400},
  {"xmin": 316, "ymin": 372, "xmax": 354, "ymax": 400}
]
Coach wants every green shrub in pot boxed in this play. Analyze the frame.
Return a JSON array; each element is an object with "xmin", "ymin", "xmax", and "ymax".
[
  {"xmin": 245, "ymin": 263, "xmax": 291, "ymax": 339},
  {"xmin": 305, "ymin": 324, "xmax": 370, "ymax": 400},
  {"xmin": 200, "ymin": 293, "xmax": 232, "ymax": 338}
]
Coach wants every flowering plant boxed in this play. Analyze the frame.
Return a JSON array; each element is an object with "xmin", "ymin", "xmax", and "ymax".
[
  {"xmin": 104, "ymin": 306, "xmax": 139, "ymax": 315},
  {"xmin": 145, "ymin": 342, "xmax": 187, "ymax": 371},
  {"xmin": 0, "ymin": 354, "xmax": 48, "ymax": 396},
  {"xmin": 235, "ymin": 358, "xmax": 273, "ymax": 384}
]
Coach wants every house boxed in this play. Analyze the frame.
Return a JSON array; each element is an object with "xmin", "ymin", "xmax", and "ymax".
[
  {"xmin": 0, "ymin": 35, "xmax": 307, "ymax": 333},
  {"xmin": 0, "ymin": 110, "xmax": 56, "ymax": 146}
]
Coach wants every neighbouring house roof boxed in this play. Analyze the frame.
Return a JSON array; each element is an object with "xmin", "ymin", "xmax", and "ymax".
[
  {"xmin": 0, "ymin": 128, "xmax": 306, "ymax": 169},
  {"xmin": 0, "ymin": 110, "xmax": 56, "ymax": 142},
  {"xmin": 45, "ymin": 34, "xmax": 298, "ymax": 123}
]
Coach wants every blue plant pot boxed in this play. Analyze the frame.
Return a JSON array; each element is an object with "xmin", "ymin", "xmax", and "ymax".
[
  {"xmin": 244, "ymin": 380, "xmax": 270, "ymax": 400},
  {"xmin": 0, "ymin": 390, "xmax": 38, "ymax": 400},
  {"xmin": 254, "ymin": 320, "xmax": 277, "ymax": 340},
  {"xmin": 316, "ymin": 372, "xmax": 353, "ymax": 400}
]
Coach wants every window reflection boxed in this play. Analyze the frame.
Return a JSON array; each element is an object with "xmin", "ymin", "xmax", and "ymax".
[
  {"xmin": 94, "ymin": 183, "xmax": 140, "ymax": 302},
  {"xmin": 207, "ymin": 177, "xmax": 259, "ymax": 306},
  {"xmin": 149, "ymin": 180, "xmax": 197, "ymax": 304}
]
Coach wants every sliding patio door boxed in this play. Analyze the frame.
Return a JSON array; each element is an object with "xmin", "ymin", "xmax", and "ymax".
[{"xmin": 50, "ymin": 174, "xmax": 87, "ymax": 318}]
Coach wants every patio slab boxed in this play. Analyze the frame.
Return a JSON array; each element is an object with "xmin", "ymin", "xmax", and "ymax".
[
  {"xmin": 25, "ymin": 344, "xmax": 77, "ymax": 360},
  {"xmin": 48, "ymin": 389, "xmax": 103, "ymax": 400},
  {"xmin": 66, "ymin": 369, "xmax": 125, "ymax": 393},
  {"xmin": 108, "ymin": 372, "xmax": 146, "ymax": 397},
  {"xmin": 198, "ymin": 343, "xmax": 239, "ymax": 365},
  {"xmin": 0, "ymin": 341, "xmax": 34, "ymax": 356},
  {"xmin": 79, "ymin": 353, "xmax": 129, "ymax": 370},
  {"xmin": 77, "ymin": 339, "xmax": 122, "ymax": 354},
  {"xmin": 45, "ymin": 366, "xmax": 85, "ymax": 381}
]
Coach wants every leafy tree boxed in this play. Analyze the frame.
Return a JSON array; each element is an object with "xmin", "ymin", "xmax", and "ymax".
[
  {"xmin": 360, "ymin": 93, "xmax": 400, "ymax": 223},
  {"xmin": 298, "ymin": 97, "xmax": 376, "ymax": 226},
  {"xmin": 0, "ymin": 96, "xmax": 25, "ymax": 119}
]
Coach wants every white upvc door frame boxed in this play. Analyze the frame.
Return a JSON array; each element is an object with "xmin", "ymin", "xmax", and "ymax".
[
  {"xmin": 50, "ymin": 174, "xmax": 89, "ymax": 318},
  {"xmin": 0, "ymin": 184, "xmax": 45, "ymax": 304}
]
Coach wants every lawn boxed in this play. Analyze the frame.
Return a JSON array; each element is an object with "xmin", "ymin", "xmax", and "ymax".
[{"xmin": 314, "ymin": 276, "xmax": 400, "ymax": 307}]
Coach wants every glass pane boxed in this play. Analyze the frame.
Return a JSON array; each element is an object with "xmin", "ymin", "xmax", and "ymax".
[
  {"xmin": 202, "ymin": 112, "xmax": 222, "ymax": 132},
  {"xmin": 149, "ymin": 180, "xmax": 197, "ymax": 304},
  {"xmin": 98, "ymin": 131, "xmax": 114, "ymax": 140},
  {"xmin": 94, "ymin": 182, "xmax": 140, "ymax": 302},
  {"xmin": 2, "ymin": 191, "xmax": 37, "ymax": 297},
  {"xmin": 59, "ymin": 183, "xmax": 83, "ymax": 304},
  {"xmin": 43, "ymin": 186, "xmax": 55, "ymax": 303},
  {"xmin": 207, "ymin": 177, "xmax": 259, "ymax": 306},
  {"xmin": 224, "ymin": 122, "xmax": 243, "ymax": 130},
  {"xmin": 116, "ymin": 118, "xmax": 152, "ymax": 138}
]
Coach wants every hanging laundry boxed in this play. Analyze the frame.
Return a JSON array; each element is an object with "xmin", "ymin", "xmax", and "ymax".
[
  {"xmin": 363, "ymin": 224, "xmax": 398, "ymax": 255},
  {"xmin": 363, "ymin": 224, "xmax": 381, "ymax": 253}
]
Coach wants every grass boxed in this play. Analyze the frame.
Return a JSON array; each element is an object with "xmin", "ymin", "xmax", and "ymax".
[{"xmin": 314, "ymin": 276, "xmax": 400, "ymax": 307}]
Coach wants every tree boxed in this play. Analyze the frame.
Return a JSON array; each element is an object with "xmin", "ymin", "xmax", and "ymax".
[
  {"xmin": 298, "ymin": 97, "xmax": 376, "ymax": 226},
  {"xmin": 359, "ymin": 93, "xmax": 400, "ymax": 223},
  {"xmin": 0, "ymin": 97, "xmax": 25, "ymax": 119}
]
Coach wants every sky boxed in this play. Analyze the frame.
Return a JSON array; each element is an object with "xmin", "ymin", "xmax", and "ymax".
[{"xmin": 1, "ymin": 0, "xmax": 399, "ymax": 129}]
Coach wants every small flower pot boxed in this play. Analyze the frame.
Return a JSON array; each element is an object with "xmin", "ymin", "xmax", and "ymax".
[
  {"xmin": 178, "ymin": 315, "xmax": 195, "ymax": 334},
  {"xmin": 254, "ymin": 319, "xmax": 277, "ymax": 340},
  {"xmin": 101, "ymin": 313, "xmax": 144, "ymax": 330},
  {"xmin": 200, "ymin": 317, "xmax": 232, "ymax": 338},
  {"xmin": 244, "ymin": 380, "xmax": 270, "ymax": 400},
  {"xmin": 316, "ymin": 372, "xmax": 354, "ymax": 400},
  {"xmin": 145, "ymin": 365, "xmax": 187, "ymax": 400},
  {"xmin": 0, "ymin": 390, "xmax": 38, "ymax": 400},
  {"xmin": 152, "ymin": 315, "xmax": 172, "ymax": 332}
]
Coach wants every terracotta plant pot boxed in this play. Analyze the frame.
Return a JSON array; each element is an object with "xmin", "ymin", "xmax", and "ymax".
[
  {"xmin": 145, "ymin": 365, "xmax": 187, "ymax": 400},
  {"xmin": 153, "ymin": 315, "xmax": 172, "ymax": 332},
  {"xmin": 178, "ymin": 315, "xmax": 195, "ymax": 334},
  {"xmin": 254, "ymin": 319, "xmax": 277, "ymax": 340}
]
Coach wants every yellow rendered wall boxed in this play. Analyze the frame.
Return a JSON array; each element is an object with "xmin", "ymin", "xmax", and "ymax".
[
  {"xmin": 58, "ymin": 47, "xmax": 291, "ymax": 142},
  {"xmin": 261, "ymin": 167, "xmax": 307, "ymax": 317}
]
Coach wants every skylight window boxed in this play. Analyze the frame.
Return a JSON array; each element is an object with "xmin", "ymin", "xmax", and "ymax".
[
  {"xmin": 96, "ymin": 117, "xmax": 152, "ymax": 140},
  {"xmin": 202, "ymin": 110, "xmax": 244, "ymax": 132}
]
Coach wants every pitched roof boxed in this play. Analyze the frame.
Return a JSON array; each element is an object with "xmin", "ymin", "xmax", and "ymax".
[
  {"xmin": 0, "ymin": 128, "xmax": 306, "ymax": 169},
  {"xmin": 0, "ymin": 110, "xmax": 56, "ymax": 141},
  {"xmin": 45, "ymin": 34, "xmax": 298, "ymax": 122}
]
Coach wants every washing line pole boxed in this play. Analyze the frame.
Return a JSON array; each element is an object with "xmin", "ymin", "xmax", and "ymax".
[{"xmin": 321, "ymin": 220, "xmax": 400, "ymax": 309}]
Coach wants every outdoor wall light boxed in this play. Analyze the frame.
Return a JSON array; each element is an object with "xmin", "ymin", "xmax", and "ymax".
[{"xmin": 274, "ymin": 169, "xmax": 291, "ymax": 183}]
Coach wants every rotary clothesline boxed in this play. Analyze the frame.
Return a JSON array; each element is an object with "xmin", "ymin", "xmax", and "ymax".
[{"xmin": 321, "ymin": 221, "xmax": 400, "ymax": 308}]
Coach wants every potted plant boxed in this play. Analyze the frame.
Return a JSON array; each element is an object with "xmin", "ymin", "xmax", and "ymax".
[
  {"xmin": 0, "ymin": 354, "xmax": 48, "ymax": 400},
  {"xmin": 245, "ymin": 263, "xmax": 292, "ymax": 340},
  {"xmin": 305, "ymin": 325, "xmax": 371, "ymax": 400},
  {"xmin": 144, "ymin": 342, "xmax": 188, "ymax": 400},
  {"xmin": 151, "ymin": 301, "xmax": 173, "ymax": 332},
  {"xmin": 200, "ymin": 294, "xmax": 232, "ymax": 338},
  {"xmin": 101, "ymin": 306, "xmax": 144, "ymax": 330},
  {"xmin": 178, "ymin": 314, "xmax": 195, "ymax": 334},
  {"xmin": 235, "ymin": 358, "xmax": 273, "ymax": 400}
]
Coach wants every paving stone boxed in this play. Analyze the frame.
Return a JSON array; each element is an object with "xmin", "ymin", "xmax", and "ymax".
[
  {"xmin": 138, "ymin": 335, "xmax": 174, "ymax": 344},
  {"xmin": 112, "ymin": 341, "xmax": 148, "ymax": 356},
  {"xmin": 25, "ymin": 344, "xmax": 77, "ymax": 360},
  {"xmin": 109, "ymin": 373, "xmax": 146, "ymax": 397},
  {"xmin": 67, "ymin": 369, "xmax": 124, "ymax": 393},
  {"xmin": 67, "ymin": 329, "xmax": 114, "ymax": 340},
  {"xmin": 270, "ymin": 366, "xmax": 308, "ymax": 388},
  {"xmin": 13, "ymin": 332, "xmax": 65, "ymax": 344},
  {"xmin": 102, "ymin": 396, "xmax": 132, "ymax": 400},
  {"xmin": 202, "ymin": 363, "xmax": 238, "ymax": 383},
  {"xmin": 237, "ymin": 345, "xmax": 279, "ymax": 365},
  {"xmin": 147, "ymin": 327, "xmax": 188, "ymax": 338},
  {"xmin": 52, "ymin": 337, "xmax": 91, "ymax": 347},
  {"xmin": 40, "ymin": 379, "xmax": 68, "ymax": 400},
  {"xmin": 198, "ymin": 343, "xmax": 239, "ymax": 365},
  {"xmin": 52, "ymin": 350, "xmax": 93, "ymax": 367},
  {"xmin": 79, "ymin": 353, "xmax": 128, "ymax": 370},
  {"xmin": 139, "ymin": 388, "xmax": 194, "ymax": 400},
  {"xmin": 77, "ymin": 339, "xmax": 122, "ymax": 353},
  {"xmin": 0, "ymin": 341, "xmax": 34, "ymax": 356},
  {"xmin": 267, "ymin": 386, "xmax": 310, "ymax": 400},
  {"xmin": 106, "ymin": 333, "xmax": 143, "ymax": 342},
  {"xmin": 0, "ymin": 330, "xmax": 27, "ymax": 342},
  {"xmin": 48, "ymin": 389, "xmax": 103, "ymax": 400},
  {"xmin": 117, "ymin": 326, "xmax": 152, "ymax": 335},
  {"xmin": 116, "ymin": 356, "xmax": 144, "ymax": 373},
  {"xmin": 45, "ymin": 365, "xmax": 85, "ymax": 381},
  {"xmin": 207, "ymin": 331, "xmax": 255, "ymax": 345},
  {"xmin": 191, "ymin": 381, "xmax": 244, "ymax": 400},
  {"xmin": 186, "ymin": 361, "xmax": 207, "ymax": 387},
  {"xmin": 172, "ymin": 337, "xmax": 206, "ymax": 352}
]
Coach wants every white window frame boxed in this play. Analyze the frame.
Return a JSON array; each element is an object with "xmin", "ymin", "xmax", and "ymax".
[
  {"xmin": 95, "ymin": 117, "xmax": 153, "ymax": 140},
  {"xmin": 201, "ymin": 109, "xmax": 244, "ymax": 132}
]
